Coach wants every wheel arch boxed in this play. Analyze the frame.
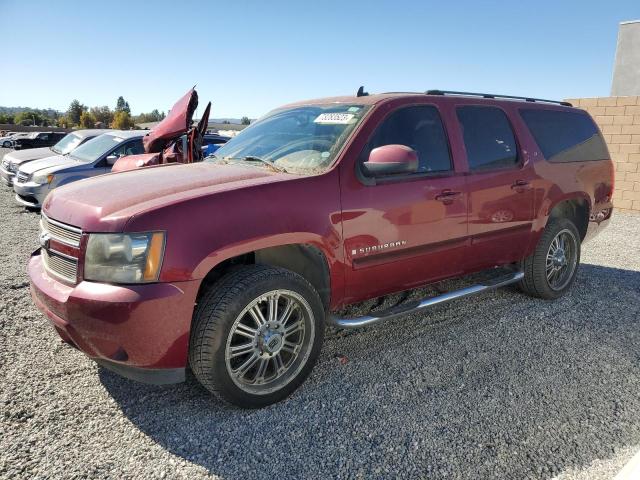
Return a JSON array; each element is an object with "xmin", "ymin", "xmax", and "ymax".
[
  {"xmin": 195, "ymin": 243, "xmax": 332, "ymax": 311},
  {"xmin": 546, "ymin": 195, "xmax": 591, "ymax": 241}
]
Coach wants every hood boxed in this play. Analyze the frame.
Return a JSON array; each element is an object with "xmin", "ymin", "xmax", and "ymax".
[
  {"xmin": 18, "ymin": 154, "xmax": 77, "ymax": 176},
  {"xmin": 143, "ymin": 88, "xmax": 198, "ymax": 153},
  {"xmin": 43, "ymin": 162, "xmax": 287, "ymax": 232},
  {"xmin": 5, "ymin": 147, "xmax": 55, "ymax": 165}
]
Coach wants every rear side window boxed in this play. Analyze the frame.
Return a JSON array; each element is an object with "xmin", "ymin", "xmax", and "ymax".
[
  {"xmin": 520, "ymin": 109, "xmax": 609, "ymax": 163},
  {"xmin": 368, "ymin": 105, "xmax": 452, "ymax": 173},
  {"xmin": 456, "ymin": 106, "xmax": 518, "ymax": 170}
]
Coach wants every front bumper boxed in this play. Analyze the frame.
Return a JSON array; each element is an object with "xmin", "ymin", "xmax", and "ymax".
[
  {"xmin": 0, "ymin": 166, "xmax": 15, "ymax": 186},
  {"xmin": 13, "ymin": 179, "xmax": 50, "ymax": 208},
  {"xmin": 28, "ymin": 252, "xmax": 200, "ymax": 384}
]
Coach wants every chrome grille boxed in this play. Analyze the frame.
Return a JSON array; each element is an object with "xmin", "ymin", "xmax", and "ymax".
[
  {"xmin": 42, "ymin": 249, "xmax": 78, "ymax": 283},
  {"xmin": 16, "ymin": 171, "xmax": 29, "ymax": 183},
  {"xmin": 41, "ymin": 214, "xmax": 82, "ymax": 247},
  {"xmin": 40, "ymin": 214, "xmax": 82, "ymax": 283}
]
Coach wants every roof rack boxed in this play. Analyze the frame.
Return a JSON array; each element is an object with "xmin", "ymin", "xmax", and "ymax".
[{"xmin": 425, "ymin": 90, "xmax": 572, "ymax": 107}]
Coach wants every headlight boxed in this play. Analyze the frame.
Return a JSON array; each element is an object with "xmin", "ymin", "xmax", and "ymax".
[
  {"xmin": 84, "ymin": 232, "xmax": 165, "ymax": 283},
  {"xmin": 32, "ymin": 173, "xmax": 54, "ymax": 184}
]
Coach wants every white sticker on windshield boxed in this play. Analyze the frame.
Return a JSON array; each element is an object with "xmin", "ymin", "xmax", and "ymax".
[{"xmin": 314, "ymin": 113, "xmax": 355, "ymax": 124}]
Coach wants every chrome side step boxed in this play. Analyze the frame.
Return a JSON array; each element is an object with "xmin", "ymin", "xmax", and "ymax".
[{"xmin": 329, "ymin": 270, "xmax": 524, "ymax": 329}]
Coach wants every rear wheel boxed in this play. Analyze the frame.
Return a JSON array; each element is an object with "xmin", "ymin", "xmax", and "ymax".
[
  {"xmin": 189, "ymin": 265, "xmax": 325, "ymax": 408},
  {"xmin": 519, "ymin": 218, "xmax": 581, "ymax": 299}
]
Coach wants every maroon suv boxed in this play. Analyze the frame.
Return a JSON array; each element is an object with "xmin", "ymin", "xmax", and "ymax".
[{"xmin": 28, "ymin": 89, "xmax": 614, "ymax": 408}]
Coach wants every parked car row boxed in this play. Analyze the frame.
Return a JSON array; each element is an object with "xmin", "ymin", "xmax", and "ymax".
[
  {"xmin": 13, "ymin": 130, "xmax": 145, "ymax": 208},
  {"xmin": 0, "ymin": 131, "xmax": 67, "ymax": 149},
  {"xmin": 1, "ymin": 129, "xmax": 109, "ymax": 186},
  {"xmin": 14, "ymin": 131, "xmax": 68, "ymax": 150},
  {"xmin": 1, "ymin": 89, "xmax": 229, "ymax": 208},
  {"xmin": 0, "ymin": 131, "xmax": 31, "ymax": 148},
  {"xmin": 21, "ymin": 86, "xmax": 614, "ymax": 408}
]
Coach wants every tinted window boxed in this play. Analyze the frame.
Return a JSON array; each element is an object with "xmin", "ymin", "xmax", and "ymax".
[
  {"xmin": 367, "ymin": 105, "xmax": 451, "ymax": 173},
  {"xmin": 520, "ymin": 109, "xmax": 609, "ymax": 163},
  {"xmin": 456, "ymin": 106, "xmax": 518, "ymax": 170}
]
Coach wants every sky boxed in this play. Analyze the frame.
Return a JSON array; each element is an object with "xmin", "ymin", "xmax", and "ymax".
[{"xmin": 0, "ymin": 0, "xmax": 638, "ymax": 119}]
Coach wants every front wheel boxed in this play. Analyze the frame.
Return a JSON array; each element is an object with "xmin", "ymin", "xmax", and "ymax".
[
  {"xmin": 2, "ymin": 141, "xmax": 11, "ymax": 148},
  {"xmin": 189, "ymin": 265, "xmax": 325, "ymax": 408},
  {"xmin": 519, "ymin": 218, "xmax": 581, "ymax": 299}
]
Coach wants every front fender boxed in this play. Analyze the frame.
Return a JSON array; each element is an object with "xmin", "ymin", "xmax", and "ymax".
[{"xmin": 191, "ymin": 233, "xmax": 332, "ymax": 279}]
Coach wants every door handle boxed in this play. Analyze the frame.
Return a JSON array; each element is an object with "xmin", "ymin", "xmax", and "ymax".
[
  {"xmin": 511, "ymin": 180, "xmax": 531, "ymax": 192},
  {"xmin": 435, "ymin": 190, "xmax": 462, "ymax": 205}
]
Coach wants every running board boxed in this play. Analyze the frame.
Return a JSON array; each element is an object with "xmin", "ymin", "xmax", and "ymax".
[{"xmin": 329, "ymin": 271, "xmax": 524, "ymax": 329}]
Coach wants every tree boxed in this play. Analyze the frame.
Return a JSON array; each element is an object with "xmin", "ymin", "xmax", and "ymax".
[
  {"xmin": 57, "ymin": 116, "xmax": 69, "ymax": 128},
  {"xmin": 241, "ymin": 116, "xmax": 251, "ymax": 125},
  {"xmin": 111, "ymin": 111, "xmax": 134, "ymax": 129},
  {"xmin": 79, "ymin": 111, "xmax": 96, "ymax": 129},
  {"xmin": 115, "ymin": 96, "xmax": 131, "ymax": 115},
  {"xmin": 134, "ymin": 109, "xmax": 166, "ymax": 123},
  {"xmin": 90, "ymin": 106, "xmax": 114, "ymax": 126},
  {"xmin": 0, "ymin": 113, "xmax": 14, "ymax": 124},
  {"xmin": 14, "ymin": 110, "xmax": 44, "ymax": 126},
  {"xmin": 67, "ymin": 100, "xmax": 86, "ymax": 126}
]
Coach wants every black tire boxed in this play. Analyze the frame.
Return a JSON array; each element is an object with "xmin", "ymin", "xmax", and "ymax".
[
  {"xmin": 519, "ymin": 218, "xmax": 581, "ymax": 299},
  {"xmin": 189, "ymin": 265, "xmax": 325, "ymax": 408},
  {"xmin": 2, "ymin": 141, "xmax": 10, "ymax": 148}
]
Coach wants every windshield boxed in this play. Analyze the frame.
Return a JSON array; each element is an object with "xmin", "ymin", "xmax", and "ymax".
[
  {"xmin": 69, "ymin": 134, "xmax": 125, "ymax": 163},
  {"xmin": 51, "ymin": 133, "xmax": 83, "ymax": 155},
  {"xmin": 210, "ymin": 104, "xmax": 369, "ymax": 174}
]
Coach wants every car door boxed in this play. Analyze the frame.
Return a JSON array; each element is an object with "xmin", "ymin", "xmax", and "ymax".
[
  {"xmin": 454, "ymin": 104, "xmax": 535, "ymax": 270},
  {"xmin": 340, "ymin": 103, "xmax": 469, "ymax": 304}
]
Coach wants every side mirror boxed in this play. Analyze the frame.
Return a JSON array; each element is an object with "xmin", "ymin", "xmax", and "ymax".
[
  {"xmin": 105, "ymin": 154, "xmax": 119, "ymax": 166},
  {"xmin": 363, "ymin": 144, "xmax": 419, "ymax": 176}
]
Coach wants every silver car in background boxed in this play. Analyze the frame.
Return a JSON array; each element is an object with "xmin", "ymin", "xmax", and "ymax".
[
  {"xmin": 13, "ymin": 130, "xmax": 145, "ymax": 209},
  {"xmin": 1, "ymin": 129, "xmax": 111, "ymax": 186}
]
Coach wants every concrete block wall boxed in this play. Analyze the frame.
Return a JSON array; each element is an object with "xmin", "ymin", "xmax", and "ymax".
[{"xmin": 565, "ymin": 96, "xmax": 640, "ymax": 212}]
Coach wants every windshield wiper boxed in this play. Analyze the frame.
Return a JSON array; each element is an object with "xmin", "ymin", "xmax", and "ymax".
[{"xmin": 235, "ymin": 155, "xmax": 286, "ymax": 173}]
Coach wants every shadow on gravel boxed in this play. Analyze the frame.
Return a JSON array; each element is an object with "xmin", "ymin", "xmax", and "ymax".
[{"xmin": 100, "ymin": 263, "xmax": 640, "ymax": 480}]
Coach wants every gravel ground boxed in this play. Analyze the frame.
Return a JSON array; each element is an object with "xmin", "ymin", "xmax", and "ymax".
[{"xmin": 1, "ymin": 147, "xmax": 639, "ymax": 479}]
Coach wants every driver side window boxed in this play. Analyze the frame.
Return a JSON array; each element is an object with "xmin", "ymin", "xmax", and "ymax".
[
  {"xmin": 113, "ymin": 139, "xmax": 144, "ymax": 157},
  {"xmin": 368, "ymin": 105, "xmax": 452, "ymax": 173}
]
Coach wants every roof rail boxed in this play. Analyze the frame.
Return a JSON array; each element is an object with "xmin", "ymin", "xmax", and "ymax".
[{"xmin": 425, "ymin": 90, "xmax": 572, "ymax": 107}]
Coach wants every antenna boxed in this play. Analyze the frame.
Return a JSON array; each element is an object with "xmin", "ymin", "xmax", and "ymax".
[{"xmin": 356, "ymin": 86, "xmax": 369, "ymax": 97}]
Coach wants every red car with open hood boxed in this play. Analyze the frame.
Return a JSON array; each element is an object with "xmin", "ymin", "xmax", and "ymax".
[{"xmin": 112, "ymin": 88, "xmax": 211, "ymax": 172}]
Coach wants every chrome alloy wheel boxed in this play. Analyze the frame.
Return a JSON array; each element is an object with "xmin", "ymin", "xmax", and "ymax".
[
  {"xmin": 545, "ymin": 228, "xmax": 578, "ymax": 291},
  {"xmin": 225, "ymin": 289, "xmax": 315, "ymax": 395}
]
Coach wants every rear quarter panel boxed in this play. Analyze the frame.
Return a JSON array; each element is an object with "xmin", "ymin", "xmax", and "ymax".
[{"xmin": 516, "ymin": 106, "xmax": 614, "ymax": 254}]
